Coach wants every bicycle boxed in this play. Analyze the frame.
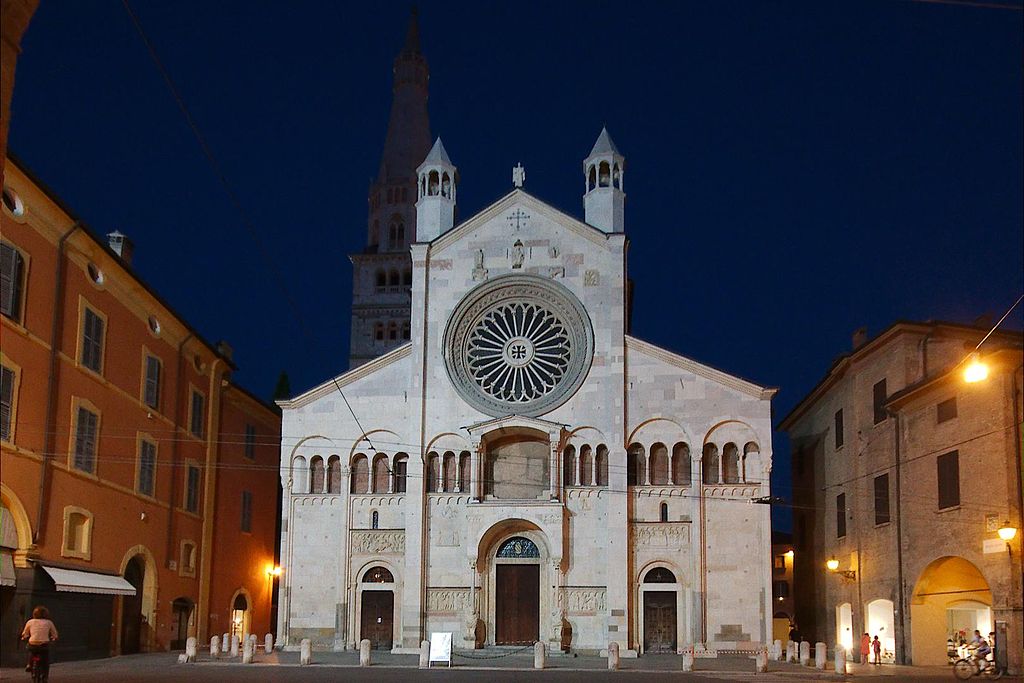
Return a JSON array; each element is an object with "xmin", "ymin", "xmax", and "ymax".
[
  {"xmin": 24, "ymin": 642, "xmax": 52, "ymax": 683},
  {"xmin": 953, "ymin": 653, "xmax": 1002, "ymax": 680}
]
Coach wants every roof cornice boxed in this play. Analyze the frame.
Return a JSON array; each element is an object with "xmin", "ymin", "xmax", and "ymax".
[
  {"xmin": 277, "ymin": 343, "xmax": 412, "ymax": 410},
  {"xmin": 625, "ymin": 335, "xmax": 775, "ymax": 400}
]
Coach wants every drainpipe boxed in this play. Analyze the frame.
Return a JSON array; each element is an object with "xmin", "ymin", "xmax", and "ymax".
[
  {"xmin": 891, "ymin": 409, "xmax": 908, "ymax": 664},
  {"xmin": 35, "ymin": 221, "xmax": 82, "ymax": 544},
  {"xmin": 1010, "ymin": 363, "xmax": 1023, "ymax": 664},
  {"xmin": 164, "ymin": 332, "xmax": 194, "ymax": 566}
]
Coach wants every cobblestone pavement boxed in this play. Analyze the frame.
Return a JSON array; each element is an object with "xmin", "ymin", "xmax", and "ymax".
[{"xmin": 0, "ymin": 652, "xmax": 1006, "ymax": 682}]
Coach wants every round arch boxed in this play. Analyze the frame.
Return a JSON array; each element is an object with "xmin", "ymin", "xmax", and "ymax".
[
  {"xmin": 634, "ymin": 559, "xmax": 688, "ymax": 654},
  {"xmin": 117, "ymin": 544, "xmax": 159, "ymax": 653},
  {"xmin": 910, "ymin": 556, "xmax": 992, "ymax": 665},
  {"xmin": 228, "ymin": 586, "xmax": 254, "ymax": 641},
  {"xmin": 351, "ymin": 557, "xmax": 402, "ymax": 650},
  {"xmin": 0, "ymin": 483, "xmax": 33, "ymax": 558}
]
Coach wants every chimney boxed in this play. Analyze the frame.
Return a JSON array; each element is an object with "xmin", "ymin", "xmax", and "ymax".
[
  {"xmin": 107, "ymin": 231, "xmax": 134, "ymax": 265},
  {"xmin": 852, "ymin": 327, "xmax": 868, "ymax": 350},
  {"xmin": 216, "ymin": 340, "xmax": 234, "ymax": 362}
]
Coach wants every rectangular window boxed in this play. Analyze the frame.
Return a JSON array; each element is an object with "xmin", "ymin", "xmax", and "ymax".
[
  {"xmin": 190, "ymin": 390, "xmax": 205, "ymax": 438},
  {"xmin": 143, "ymin": 355, "xmax": 161, "ymax": 409},
  {"xmin": 937, "ymin": 450, "xmax": 960, "ymax": 510},
  {"xmin": 872, "ymin": 379, "xmax": 887, "ymax": 424},
  {"xmin": 81, "ymin": 307, "xmax": 105, "ymax": 373},
  {"xmin": 73, "ymin": 406, "xmax": 99, "ymax": 473},
  {"xmin": 772, "ymin": 580, "xmax": 790, "ymax": 599},
  {"xmin": 937, "ymin": 397, "xmax": 957, "ymax": 424},
  {"xmin": 773, "ymin": 554, "xmax": 786, "ymax": 573},
  {"xmin": 834, "ymin": 408, "xmax": 844, "ymax": 449},
  {"xmin": 836, "ymin": 492, "xmax": 847, "ymax": 538},
  {"xmin": 185, "ymin": 464, "xmax": 201, "ymax": 513},
  {"xmin": 0, "ymin": 365, "xmax": 15, "ymax": 442},
  {"xmin": 393, "ymin": 459, "xmax": 407, "ymax": 493},
  {"xmin": 241, "ymin": 490, "xmax": 253, "ymax": 532},
  {"xmin": 244, "ymin": 424, "xmax": 256, "ymax": 460},
  {"xmin": 1, "ymin": 242, "xmax": 25, "ymax": 322},
  {"xmin": 137, "ymin": 439, "xmax": 156, "ymax": 497},
  {"xmin": 874, "ymin": 473, "xmax": 890, "ymax": 525}
]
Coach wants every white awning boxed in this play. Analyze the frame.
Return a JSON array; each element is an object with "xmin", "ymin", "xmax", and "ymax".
[
  {"xmin": 0, "ymin": 550, "xmax": 15, "ymax": 587},
  {"xmin": 42, "ymin": 566, "xmax": 136, "ymax": 596}
]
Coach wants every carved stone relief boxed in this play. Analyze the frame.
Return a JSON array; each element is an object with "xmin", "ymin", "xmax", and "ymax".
[
  {"xmin": 584, "ymin": 269, "xmax": 600, "ymax": 286},
  {"xmin": 631, "ymin": 522, "xmax": 690, "ymax": 549},
  {"xmin": 350, "ymin": 530, "xmax": 405, "ymax": 555},
  {"xmin": 426, "ymin": 587, "xmax": 475, "ymax": 614},
  {"xmin": 557, "ymin": 587, "xmax": 607, "ymax": 615}
]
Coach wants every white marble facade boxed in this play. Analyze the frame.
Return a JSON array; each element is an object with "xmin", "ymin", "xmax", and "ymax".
[{"xmin": 277, "ymin": 133, "xmax": 775, "ymax": 655}]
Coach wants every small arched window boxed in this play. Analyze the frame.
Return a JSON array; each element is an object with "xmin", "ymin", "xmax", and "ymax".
[
  {"xmin": 426, "ymin": 452, "xmax": 440, "ymax": 492},
  {"xmin": 392, "ymin": 454, "xmax": 408, "ymax": 493},
  {"xmin": 496, "ymin": 537, "xmax": 540, "ymax": 558},
  {"xmin": 702, "ymin": 443, "xmax": 720, "ymax": 484},
  {"xmin": 442, "ymin": 451, "xmax": 457, "ymax": 492},
  {"xmin": 627, "ymin": 443, "xmax": 645, "ymax": 486},
  {"xmin": 310, "ymin": 456, "xmax": 325, "ymax": 494},
  {"xmin": 389, "ymin": 270, "xmax": 400, "ymax": 288},
  {"xmin": 660, "ymin": 502, "xmax": 669, "ymax": 523},
  {"xmin": 587, "ymin": 165, "xmax": 597, "ymax": 191},
  {"xmin": 326, "ymin": 455, "xmax": 341, "ymax": 493},
  {"xmin": 402, "ymin": 268, "xmax": 412, "ymax": 287},
  {"xmin": 388, "ymin": 322, "xmax": 398, "ymax": 341},
  {"xmin": 579, "ymin": 445, "xmax": 593, "ymax": 486},
  {"xmin": 386, "ymin": 188, "xmax": 393, "ymax": 203},
  {"xmin": 562, "ymin": 445, "xmax": 576, "ymax": 487},
  {"xmin": 723, "ymin": 443, "xmax": 740, "ymax": 483},
  {"xmin": 371, "ymin": 510, "xmax": 379, "ymax": 529},
  {"xmin": 428, "ymin": 170, "xmax": 440, "ymax": 196},
  {"xmin": 649, "ymin": 443, "xmax": 669, "ymax": 485},
  {"xmin": 375, "ymin": 270, "xmax": 386, "ymax": 290},
  {"xmin": 595, "ymin": 445, "xmax": 609, "ymax": 486},
  {"xmin": 612, "ymin": 163, "xmax": 621, "ymax": 189},
  {"xmin": 441, "ymin": 172, "xmax": 451, "ymax": 198},
  {"xmin": 363, "ymin": 566, "xmax": 394, "ymax": 583},
  {"xmin": 372, "ymin": 454, "xmax": 389, "ymax": 493},
  {"xmin": 374, "ymin": 322, "xmax": 385, "ymax": 342},
  {"xmin": 672, "ymin": 442, "xmax": 690, "ymax": 485},
  {"xmin": 401, "ymin": 322, "xmax": 411, "ymax": 341},
  {"xmin": 598, "ymin": 161, "xmax": 611, "ymax": 187},
  {"xmin": 351, "ymin": 454, "xmax": 369, "ymax": 494},
  {"xmin": 459, "ymin": 451, "xmax": 471, "ymax": 493}
]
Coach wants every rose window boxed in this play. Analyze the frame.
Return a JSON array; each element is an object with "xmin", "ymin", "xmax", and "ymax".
[{"xmin": 445, "ymin": 275, "xmax": 593, "ymax": 417}]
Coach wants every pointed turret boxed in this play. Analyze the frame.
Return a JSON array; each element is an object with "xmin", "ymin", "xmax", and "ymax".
[
  {"xmin": 583, "ymin": 127, "xmax": 625, "ymax": 233},
  {"xmin": 416, "ymin": 138, "xmax": 457, "ymax": 242}
]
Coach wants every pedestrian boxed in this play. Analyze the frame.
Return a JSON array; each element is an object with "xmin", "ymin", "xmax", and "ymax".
[
  {"xmin": 859, "ymin": 633, "xmax": 870, "ymax": 664},
  {"xmin": 872, "ymin": 635, "xmax": 881, "ymax": 665}
]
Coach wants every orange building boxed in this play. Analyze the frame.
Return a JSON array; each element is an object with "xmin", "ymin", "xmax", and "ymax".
[{"xmin": 1, "ymin": 155, "xmax": 281, "ymax": 662}]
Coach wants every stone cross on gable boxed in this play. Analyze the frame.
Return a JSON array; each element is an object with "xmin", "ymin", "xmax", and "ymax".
[
  {"xmin": 512, "ymin": 163, "xmax": 525, "ymax": 188},
  {"xmin": 507, "ymin": 208, "xmax": 530, "ymax": 231}
]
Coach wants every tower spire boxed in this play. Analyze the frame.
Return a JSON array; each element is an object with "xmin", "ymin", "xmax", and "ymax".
[{"xmin": 402, "ymin": 6, "xmax": 421, "ymax": 54}]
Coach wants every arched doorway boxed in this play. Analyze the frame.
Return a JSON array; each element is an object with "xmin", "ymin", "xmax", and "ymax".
[
  {"xmin": 641, "ymin": 567, "xmax": 677, "ymax": 653},
  {"xmin": 121, "ymin": 556, "xmax": 145, "ymax": 654},
  {"xmin": 911, "ymin": 556, "xmax": 992, "ymax": 665},
  {"xmin": 170, "ymin": 597, "xmax": 194, "ymax": 650},
  {"xmin": 865, "ymin": 599, "xmax": 895, "ymax": 663},
  {"xmin": 835, "ymin": 602, "xmax": 853, "ymax": 652},
  {"xmin": 494, "ymin": 537, "xmax": 540, "ymax": 645},
  {"xmin": 359, "ymin": 566, "xmax": 395, "ymax": 649},
  {"xmin": 230, "ymin": 592, "xmax": 251, "ymax": 642}
]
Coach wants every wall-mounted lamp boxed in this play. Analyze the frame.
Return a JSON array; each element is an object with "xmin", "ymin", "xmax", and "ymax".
[
  {"xmin": 963, "ymin": 352, "xmax": 989, "ymax": 383},
  {"xmin": 826, "ymin": 556, "xmax": 856, "ymax": 580},
  {"xmin": 997, "ymin": 521, "xmax": 1018, "ymax": 551},
  {"xmin": 266, "ymin": 565, "xmax": 282, "ymax": 578}
]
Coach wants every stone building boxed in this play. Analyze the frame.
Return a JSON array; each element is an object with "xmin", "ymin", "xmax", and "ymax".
[
  {"xmin": 276, "ymin": 17, "xmax": 775, "ymax": 656},
  {"xmin": 347, "ymin": 10, "xmax": 430, "ymax": 369},
  {"xmin": 780, "ymin": 321, "xmax": 1023, "ymax": 673},
  {"xmin": 770, "ymin": 531, "xmax": 795, "ymax": 644},
  {"xmin": 0, "ymin": 156, "xmax": 281, "ymax": 661}
]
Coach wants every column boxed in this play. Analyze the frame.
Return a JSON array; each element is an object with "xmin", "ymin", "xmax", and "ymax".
[
  {"xmin": 456, "ymin": 454, "xmax": 463, "ymax": 493},
  {"xmin": 388, "ymin": 457, "xmax": 395, "ymax": 494},
  {"xmin": 644, "ymin": 452, "xmax": 651, "ymax": 486},
  {"xmin": 470, "ymin": 441, "xmax": 482, "ymax": 501},
  {"xmin": 549, "ymin": 435, "xmax": 560, "ymax": 500}
]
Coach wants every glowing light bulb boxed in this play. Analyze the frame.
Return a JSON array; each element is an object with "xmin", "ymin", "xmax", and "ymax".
[
  {"xmin": 826, "ymin": 557, "xmax": 840, "ymax": 572},
  {"xmin": 964, "ymin": 353, "xmax": 989, "ymax": 383}
]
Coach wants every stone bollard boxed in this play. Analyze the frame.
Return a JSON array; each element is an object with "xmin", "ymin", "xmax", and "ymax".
[
  {"xmin": 786, "ymin": 641, "xmax": 796, "ymax": 662},
  {"xmin": 681, "ymin": 646, "xmax": 694, "ymax": 672},
  {"xmin": 607, "ymin": 641, "xmax": 620, "ymax": 670},
  {"xmin": 534, "ymin": 641, "xmax": 546, "ymax": 669},
  {"xmin": 300, "ymin": 638, "xmax": 312, "ymax": 665},
  {"xmin": 772, "ymin": 639, "xmax": 783, "ymax": 661},
  {"xmin": 185, "ymin": 636, "xmax": 197, "ymax": 663},
  {"xmin": 230, "ymin": 634, "xmax": 240, "ymax": 658},
  {"xmin": 418, "ymin": 639, "xmax": 430, "ymax": 668},
  {"xmin": 359, "ymin": 639, "xmax": 371, "ymax": 667},
  {"xmin": 755, "ymin": 646, "xmax": 769, "ymax": 673},
  {"xmin": 210, "ymin": 635, "xmax": 220, "ymax": 659},
  {"xmin": 242, "ymin": 638, "xmax": 254, "ymax": 664},
  {"xmin": 835, "ymin": 647, "xmax": 847, "ymax": 676},
  {"xmin": 815, "ymin": 642, "xmax": 827, "ymax": 670},
  {"xmin": 799, "ymin": 640, "xmax": 811, "ymax": 666},
  {"xmin": 265, "ymin": 633, "xmax": 274, "ymax": 653},
  {"xmin": 222, "ymin": 633, "xmax": 229, "ymax": 655}
]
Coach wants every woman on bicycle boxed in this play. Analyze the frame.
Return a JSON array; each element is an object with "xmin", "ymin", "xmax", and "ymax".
[{"xmin": 21, "ymin": 606, "xmax": 58, "ymax": 674}]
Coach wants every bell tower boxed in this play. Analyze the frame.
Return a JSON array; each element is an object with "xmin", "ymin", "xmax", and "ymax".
[
  {"xmin": 583, "ymin": 127, "xmax": 625, "ymax": 233},
  {"xmin": 349, "ymin": 8, "xmax": 432, "ymax": 368},
  {"xmin": 415, "ymin": 138, "xmax": 457, "ymax": 242}
]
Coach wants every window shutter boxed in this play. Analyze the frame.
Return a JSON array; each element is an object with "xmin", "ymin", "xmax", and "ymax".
[
  {"xmin": 937, "ymin": 451, "xmax": 960, "ymax": 509},
  {"xmin": 874, "ymin": 473, "xmax": 890, "ymax": 524},
  {"xmin": 0, "ymin": 244, "xmax": 22, "ymax": 320},
  {"xmin": 836, "ymin": 492, "xmax": 847, "ymax": 538},
  {"xmin": 0, "ymin": 366, "xmax": 13, "ymax": 441}
]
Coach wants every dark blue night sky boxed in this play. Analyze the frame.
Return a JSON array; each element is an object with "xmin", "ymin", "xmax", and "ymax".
[{"xmin": 8, "ymin": 1, "xmax": 1023, "ymax": 528}]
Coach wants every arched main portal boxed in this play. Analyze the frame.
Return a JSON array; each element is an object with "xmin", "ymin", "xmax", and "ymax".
[
  {"xmin": 910, "ymin": 556, "xmax": 992, "ymax": 665},
  {"xmin": 494, "ymin": 537, "xmax": 541, "ymax": 645},
  {"xmin": 230, "ymin": 591, "xmax": 251, "ymax": 642},
  {"xmin": 359, "ymin": 566, "xmax": 396, "ymax": 650},
  {"xmin": 641, "ymin": 566, "xmax": 678, "ymax": 653}
]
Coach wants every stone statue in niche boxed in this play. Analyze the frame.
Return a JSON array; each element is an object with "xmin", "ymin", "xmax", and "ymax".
[
  {"xmin": 511, "ymin": 240, "xmax": 525, "ymax": 269},
  {"xmin": 472, "ymin": 249, "xmax": 488, "ymax": 281}
]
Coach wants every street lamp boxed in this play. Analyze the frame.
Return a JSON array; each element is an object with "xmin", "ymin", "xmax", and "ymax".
[
  {"xmin": 266, "ymin": 565, "xmax": 282, "ymax": 578},
  {"xmin": 963, "ymin": 352, "xmax": 989, "ymax": 383},
  {"xmin": 997, "ymin": 521, "xmax": 1017, "ymax": 543},
  {"xmin": 826, "ymin": 556, "xmax": 856, "ymax": 580}
]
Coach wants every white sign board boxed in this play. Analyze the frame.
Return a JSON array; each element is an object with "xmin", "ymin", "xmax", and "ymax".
[
  {"xmin": 429, "ymin": 632, "xmax": 452, "ymax": 667},
  {"xmin": 983, "ymin": 538, "xmax": 1005, "ymax": 555}
]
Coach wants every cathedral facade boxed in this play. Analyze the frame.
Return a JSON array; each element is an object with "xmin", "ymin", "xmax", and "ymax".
[{"xmin": 276, "ymin": 16, "xmax": 775, "ymax": 656}]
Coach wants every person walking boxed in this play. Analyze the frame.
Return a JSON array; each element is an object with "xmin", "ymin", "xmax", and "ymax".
[
  {"xmin": 872, "ymin": 635, "xmax": 882, "ymax": 665},
  {"xmin": 859, "ymin": 633, "xmax": 870, "ymax": 664}
]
